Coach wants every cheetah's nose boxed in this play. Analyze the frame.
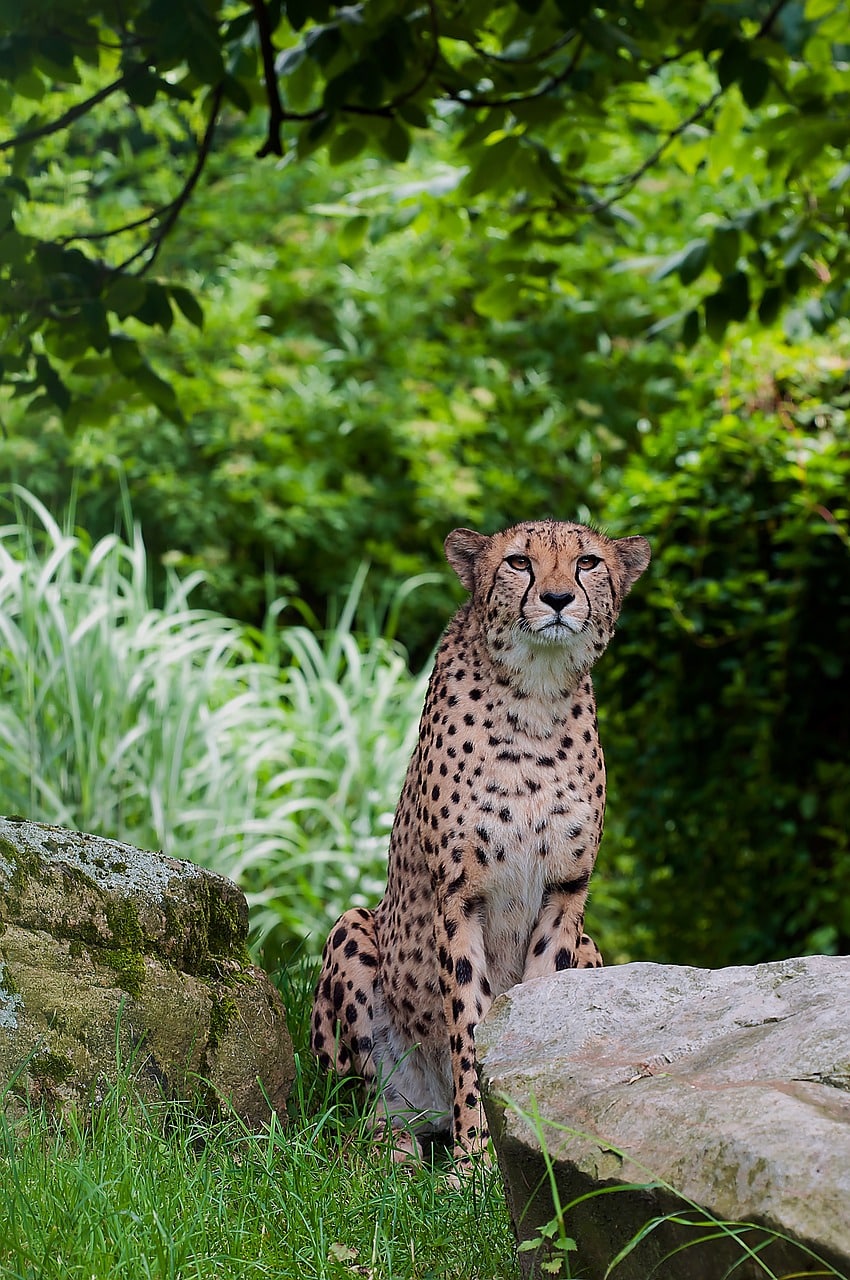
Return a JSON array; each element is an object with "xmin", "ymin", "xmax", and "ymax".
[{"xmin": 540, "ymin": 591, "xmax": 575, "ymax": 612}]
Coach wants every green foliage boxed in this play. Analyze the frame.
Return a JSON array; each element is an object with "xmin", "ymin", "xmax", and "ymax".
[
  {"xmin": 1, "ymin": 0, "xmax": 850, "ymax": 417},
  {"xmin": 598, "ymin": 336, "xmax": 850, "ymax": 965},
  {"xmin": 0, "ymin": 130, "xmax": 686, "ymax": 655}
]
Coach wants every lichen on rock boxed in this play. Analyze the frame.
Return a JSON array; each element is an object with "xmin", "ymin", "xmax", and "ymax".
[{"xmin": 0, "ymin": 959, "xmax": 22, "ymax": 1031}]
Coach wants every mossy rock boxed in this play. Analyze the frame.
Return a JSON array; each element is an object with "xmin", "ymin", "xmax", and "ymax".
[{"xmin": 0, "ymin": 818, "xmax": 293, "ymax": 1128}]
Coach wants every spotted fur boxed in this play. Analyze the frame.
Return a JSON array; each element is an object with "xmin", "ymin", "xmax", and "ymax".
[{"xmin": 311, "ymin": 520, "xmax": 651, "ymax": 1161}]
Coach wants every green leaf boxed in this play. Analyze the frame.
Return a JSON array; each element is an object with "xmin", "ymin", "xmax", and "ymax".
[
  {"xmin": 720, "ymin": 269, "xmax": 750, "ymax": 321},
  {"xmin": 224, "ymin": 10, "xmax": 254, "ymax": 40},
  {"xmin": 703, "ymin": 291, "xmax": 729, "ymax": 341},
  {"xmin": 464, "ymin": 137, "xmax": 519, "ymax": 198},
  {"xmin": 34, "ymin": 35, "xmax": 77, "ymax": 79},
  {"xmin": 35, "ymin": 354, "xmax": 70, "ymax": 412},
  {"xmin": 305, "ymin": 26, "xmax": 342, "ymax": 68},
  {"xmin": 134, "ymin": 283, "xmax": 175, "ymax": 331},
  {"xmin": 132, "ymin": 362, "xmax": 185, "ymax": 423},
  {"xmin": 338, "ymin": 215, "xmax": 369, "ymax": 255},
  {"xmin": 583, "ymin": 15, "xmax": 641, "ymax": 58},
  {"xmin": 711, "ymin": 226, "xmax": 740, "ymax": 275},
  {"xmin": 828, "ymin": 161, "xmax": 850, "ymax": 192},
  {"xmin": 380, "ymin": 120, "xmax": 410, "ymax": 164},
  {"xmin": 222, "ymin": 73, "xmax": 253, "ymax": 114},
  {"xmin": 104, "ymin": 275, "xmax": 148, "ymax": 320},
  {"xmin": 124, "ymin": 65, "xmax": 159, "ymax": 108},
  {"xmin": 703, "ymin": 270, "xmax": 750, "ymax": 339},
  {"xmin": 1, "ymin": 176, "xmax": 29, "ymax": 200},
  {"xmin": 14, "ymin": 70, "xmax": 45, "ymax": 101},
  {"xmin": 678, "ymin": 239, "xmax": 710, "ymax": 285},
  {"xmin": 296, "ymin": 113, "xmax": 333, "ymax": 159},
  {"xmin": 681, "ymin": 309, "xmax": 701, "ymax": 347},
  {"xmin": 782, "ymin": 229, "xmax": 822, "ymax": 268},
  {"xmin": 188, "ymin": 37, "xmax": 226, "ymax": 86},
  {"xmin": 170, "ymin": 285, "xmax": 204, "ymax": 329},
  {"xmin": 0, "ymin": 229, "xmax": 30, "ymax": 267},
  {"xmin": 717, "ymin": 39, "xmax": 749, "ymax": 90},
  {"xmin": 80, "ymin": 299, "xmax": 110, "ymax": 352},
  {"xmin": 757, "ymin": 284, "xmax": 783, "ymax": 325},
  {"xmin": 652, "ymin": 239, "xmax": 709, "ymax": 284},
  {"xmin": 474, "ymin": 278, "xmax": 521, "ymax": 321},
  {"xmin": 740, "ymin": 59, "xmax": 770, "ymax": 109},
  {"xmin": 554, "ymin": 0, "xmax": 595, "ymax": 19},
  {"xmin": 285, "ymin": 0, "xmax": 311, "ymax": 31},
  {"xmin": 328, "ymin": 128, "xmax": 368, "ymax": 165},
  {"xmin": 284, "ymin": 55, "xmax": 317, "ymax": 111},
  {"xmin": 371, "ymin": 20, "xmax": 412, "ymax": 84},
  {"xmin": 109, "ymin": 334, "xmax": 144, "ymax": 376},
  {"xmin": 398, "ymin": 101, "xmax": 429, "ymax": 129},
  {"xmin": 323, "ymin": 66, "xmax": 362, "ymax": 110}
]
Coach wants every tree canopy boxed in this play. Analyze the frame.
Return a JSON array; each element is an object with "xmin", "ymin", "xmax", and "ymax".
[{"xmin": 1, "ymin": 0, "xmax": 848, "ymax": 420}]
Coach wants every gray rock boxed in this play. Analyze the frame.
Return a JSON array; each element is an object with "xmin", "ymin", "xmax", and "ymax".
[
  {"xmin": 0, "ymin": 817, "xmax": 293, "ymax": 1128},
  {"xmin": 476, "ymin": 956, "xmax": 850, "ymax": 1280}
]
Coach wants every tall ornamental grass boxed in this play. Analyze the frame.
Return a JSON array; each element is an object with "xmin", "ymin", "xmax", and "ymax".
[{"xmin": 0, "ymin": 488, "xmax": 429, "ymax": 958}]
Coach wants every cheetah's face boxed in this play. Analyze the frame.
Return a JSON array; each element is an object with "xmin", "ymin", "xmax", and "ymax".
[{"xmin": 445, "ymin": 520, "xmax": 650, "ymax": 682}]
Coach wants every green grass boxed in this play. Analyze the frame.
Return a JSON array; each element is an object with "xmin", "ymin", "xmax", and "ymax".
[
  {"xmin": 0, "ymin": 963, "xmax": 517, "ymax": 1280},
  {"xmin": 0, "ymin": 487, "xmax": 430, "ymax": 962}
]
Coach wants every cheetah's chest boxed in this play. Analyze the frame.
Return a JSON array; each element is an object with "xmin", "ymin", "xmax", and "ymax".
[
  {"xmin": 435, "ymin": 698, "xmax": 600, "ymax": 991},
  {"xmin": 472, "ymin": 775, "xmax": 595, "ymax": 989},
  {"xmin": 457, "ymin": 692, "xmax": 601, "ymax": 864}
]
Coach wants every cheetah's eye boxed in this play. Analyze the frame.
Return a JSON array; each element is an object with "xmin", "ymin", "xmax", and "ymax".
[
  {"xmin": 577, "ymin": 554, "xmax": 601, "ymax": 571},
  {"xmin": 505, "ymin": 554, "xmax": 531, "ymax": 572}
]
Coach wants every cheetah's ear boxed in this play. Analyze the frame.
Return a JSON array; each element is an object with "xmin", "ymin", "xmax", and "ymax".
[
  {"xmin": 445, "ymin": 528, "xmax": 489, "ymax": 591},
  {"xmin": 613, "ymin": 535, "xmax": 651, "ymax": 592}
]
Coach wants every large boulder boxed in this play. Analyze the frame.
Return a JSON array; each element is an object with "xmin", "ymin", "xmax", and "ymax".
[
  {"xmin": 476, "ymin": 956, "xmax": 850, "ymax": 1280},
  {"xmin": 0, "ymin": 817, "xmax": 293, "ymax": 1127}
]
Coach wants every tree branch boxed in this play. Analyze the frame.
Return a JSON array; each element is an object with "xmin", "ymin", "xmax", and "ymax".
[
  {"xmin": 463, "ymin": 29, "xmax": 577, "ymax": 68},
  {"xmin": 582, "ymin": 0, "xmax": 795, "ymax": 215},
  {"xmin": 0, "ymin": 73, "xmax": 136, "ymax": 154},
  {"xmin": 252, "ymin": 0, "xmax": 286, "ymax": 157},
  {"xmin": 439, "ymin": 33, "xmax": 586, "ymax": 111},
  {"xmin": 116, "ymin": 83, "xmax": 225, "ymax": 275},
  {"xmin": 251, "ymin": 0, "xmax": 442, "ymax": 151},
  {"xmin": 588, "ymin": 87, "xmax": 724, "ymax": 214}
]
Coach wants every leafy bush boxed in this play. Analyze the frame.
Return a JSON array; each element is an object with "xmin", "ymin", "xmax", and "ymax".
[{"xmin": 598, "ymin": 338, "xmax": 850, "ymax": 965}]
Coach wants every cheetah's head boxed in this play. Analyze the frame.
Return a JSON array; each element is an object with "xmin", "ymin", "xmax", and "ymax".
[{"xmin": 445, "ymin": 519, "xmax": 650, "ymax": 686}]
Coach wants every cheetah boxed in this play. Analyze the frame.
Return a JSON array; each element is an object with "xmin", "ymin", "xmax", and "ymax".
[{"xmin": 311, "ymin": 519, "xmax": 650, "ymax": 1164}]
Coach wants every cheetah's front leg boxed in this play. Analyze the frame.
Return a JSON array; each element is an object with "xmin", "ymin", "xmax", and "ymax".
[
  {"xmin": 434, "ymin": 902, "xmax": 494, "ymax": 1162},
  {"xmin": 522, "ymin": 881, "xmax": 603, "ymax": 983}
]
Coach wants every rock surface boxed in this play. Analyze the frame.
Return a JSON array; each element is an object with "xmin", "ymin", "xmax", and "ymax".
[
  {"xmin": 0, "ymin": 817, "xmax": 294, "ymax": 1127},
  {"xmin": 476, "ymin": 955, "xmax": 850, "ymax": 1280}
]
